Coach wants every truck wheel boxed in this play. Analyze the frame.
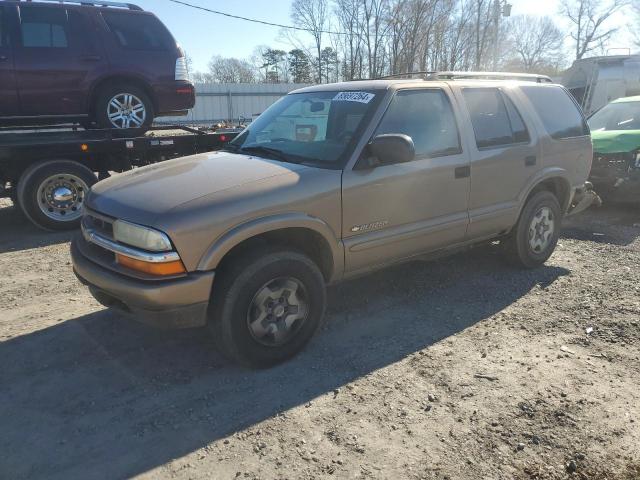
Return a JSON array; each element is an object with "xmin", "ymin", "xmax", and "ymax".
[
  {"xmin": 209, "ymin": 248, "xmax": 327, "ymax": 368},
  {"xmin": 502, "ymin": 190, "xmax": 562, "ymax": 268},
  {"xmin": 17, "ymin": 160, "xmax": 97, "ymax": 231},
  {"xmin": 95, "ymin": 84, "xmax": 154, "ymax": 130}
]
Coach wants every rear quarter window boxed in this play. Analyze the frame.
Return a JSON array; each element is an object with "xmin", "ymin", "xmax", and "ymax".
[
  {"xmin": 520, "ymin": 85, "xmax": 589, "ymax": 139},
  {"xmin": 101, "ymin": 12, "xmax": 172, "ymax": 50}
]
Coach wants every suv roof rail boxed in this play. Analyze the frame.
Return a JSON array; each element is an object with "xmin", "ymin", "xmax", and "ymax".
[
  {"xmin": 429, "ymin": 71, "xmax": 553, "ymax": 83},
  {"xmin": 21, "ymin": 0, "xmax": 143, "ymax": 10},
  {"xmin": 375, "ymin": 71, "xmax": 553, "ymax": 83},
  {"xmin": 377, "ymin": 71, "xmax": 438, "ymax": 80}
]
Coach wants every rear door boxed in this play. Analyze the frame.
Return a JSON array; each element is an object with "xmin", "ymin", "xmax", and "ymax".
[
  {"xmin": 455, "ymin": 86, "xmax": 540, "ymax": 239},
  {"xmin": 13, "ymin": 4, "xmax": 101, "ymax": 117},
  {"xmin": 0, "ymin": 4, "xmax": 19, "ymax": 116}
]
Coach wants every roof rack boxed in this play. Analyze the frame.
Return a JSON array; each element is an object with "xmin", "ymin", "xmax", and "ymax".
[
  {"xmin": 21, "ymin": 0, "xmax": 143, "ymax": 10},
  {"xmin": 377, "ymin": 71, "xmax": 438, "ymax": 80},
  {"xmin": 376, "ymin": 71, "xmax": 553, "ymax": 83},
  {"xmin": 430, "ymin": 71, "xmax": 553, "ymax": 83}
]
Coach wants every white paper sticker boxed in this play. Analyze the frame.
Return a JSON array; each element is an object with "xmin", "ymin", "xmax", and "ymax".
[{"xmin": 332, "ymin": 91, "xmax": 375, "ymax": 103}]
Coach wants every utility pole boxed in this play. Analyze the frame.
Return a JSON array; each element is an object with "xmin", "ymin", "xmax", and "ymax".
[{"xmin": 492, "ymin": 0, "xmax": 512, "ymax": 71}]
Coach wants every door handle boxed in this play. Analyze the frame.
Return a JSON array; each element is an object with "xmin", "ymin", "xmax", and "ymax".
[
  {"xmin": 454, "ymin": 165, "xmax": 471, "ymax": 179},
  {"xmin": 80, "ymin": 55, "xmax": 102, "ymax": 62},
  {"xmin": 525, "ymin": 155, "xmax": 537, "ymax": 166}
]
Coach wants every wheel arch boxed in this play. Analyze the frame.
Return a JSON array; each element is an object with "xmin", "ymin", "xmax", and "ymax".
[
  {"xmin": 519, "ymin": 169, "xmax": 572, "ymax": 215},
  {"xmin": 197, "ymin": 214, "xmax": 344, "ymax": 283}
]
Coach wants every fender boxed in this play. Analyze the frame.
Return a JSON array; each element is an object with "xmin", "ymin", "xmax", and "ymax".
[
  {"xmin": 196, "ymin": 213, "xmax": 345, "ymax": 282},
  {"xmin": 517, "ymin": 166, "xmax": 573, "ymax": 215}
]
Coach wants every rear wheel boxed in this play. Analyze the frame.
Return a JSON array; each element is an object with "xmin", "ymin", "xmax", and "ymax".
[
  {"xmin": 208, "ymin": 247, "xmax": 326, "ymax": 368},
  {"xmin": 502, "ymin": 190, "xmax": 562, "ymax": 268},
  {"xmin": 95, "ymin": 84, "xmax": 154, "ymax": 130},
  {"xmin": 17, "ymin": 160, "xmax": 97, "ymax": 231}
]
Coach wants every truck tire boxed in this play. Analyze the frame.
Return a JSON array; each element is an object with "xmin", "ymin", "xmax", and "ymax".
[
  {"xmin": 17, "ymin": 160, "xmax": 97, "ymax": 231},
  {"xmin": 95, "ymin": 84, "xmax": 154, "ymax": 130},
  {"xmin": 502, "ymin": 190, "xmax": 562, "ymax": 268},
  {"xmin": 208, "ymin": 247, "xmax": 327, "ymax": 368}
]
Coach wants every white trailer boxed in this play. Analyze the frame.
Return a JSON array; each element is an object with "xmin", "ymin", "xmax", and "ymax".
[{"xmin": 562, "ymin": 54, "xmax": 640, "ymax": 116}]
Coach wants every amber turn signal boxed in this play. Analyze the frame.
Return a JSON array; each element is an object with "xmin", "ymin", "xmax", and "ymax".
[{"xmin": 116, "ymin": 254, "xmax": 186, "ymax": 276}]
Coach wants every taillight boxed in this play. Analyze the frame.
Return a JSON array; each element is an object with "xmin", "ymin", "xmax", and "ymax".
[{"xmin": 175, "ymin": 57, "xmax": 189, "ymax": 81}]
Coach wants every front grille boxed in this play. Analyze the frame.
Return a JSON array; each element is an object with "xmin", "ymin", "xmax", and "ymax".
[
  {"xmin": 592, "ymin": 152, "xmax": 636, "ymax": 178},
  {"xmin": 83, "ymin": 210, "xmax": 114, "ymax": 240}
]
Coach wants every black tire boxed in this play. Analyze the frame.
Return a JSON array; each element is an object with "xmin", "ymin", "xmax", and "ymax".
[
  {"xmin": 17, "ymin": 160, "xmax": 97, "ymax": 231},
  {"xmin": 208, "ymin": 247, "xmax": 327, "ymax": 368},
  {"xmin": 94, "ymin": 84, "xmax": 154, "ymax": 130},
  {"xmin": 502, "ymin": 190, "xmax": 562, "ymax": 269}
]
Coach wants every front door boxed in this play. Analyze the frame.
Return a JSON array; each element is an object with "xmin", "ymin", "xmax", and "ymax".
[
  {"xmin": 342, "ymin": 87, "xmax": 471, "ymax": 274},
  {"xmin": 0, "ymin": 5, "xmax": 19, "ymax": 117},
  {"xmin": 13, "ymin": 4, "xmax": 98, "ymax": 117}
]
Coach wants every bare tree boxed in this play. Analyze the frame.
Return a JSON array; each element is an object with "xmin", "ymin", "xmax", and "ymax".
[
  {"xmin": 561, "ymin": 0, "xmax": 627, "ymax": 60},
  {"xmin": 207, "ymin": 56, "xmax": 257, "ymax": 83},
  {"xmin": 291, "ymin": 0, "xmax": 329, "ymax": 81},
  {"xmin": 506, "ymin": 15, "xmax": 564, "ymax": 72}
]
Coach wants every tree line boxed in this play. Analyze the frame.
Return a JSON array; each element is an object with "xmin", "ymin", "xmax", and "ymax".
[{"xmin": 190, "ymin": 0, "xmax": 630, "ymax": 84}]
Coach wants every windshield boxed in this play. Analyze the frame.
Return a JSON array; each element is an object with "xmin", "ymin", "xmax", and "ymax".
[
  {"xmin": 227, "ymin": 90, "xmax": 381, "ymax": 168},
  {"xmin": 589, "ymin": 101, "xmax": 640, "ymax": 131}
]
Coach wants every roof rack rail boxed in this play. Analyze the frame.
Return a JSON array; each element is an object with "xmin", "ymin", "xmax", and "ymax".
[
  {"xmin": 21, "ymin": 0, "xmax": 143, "ymax": 10},
  {"xmin": 377, "ymin": 71, "xmax": 437, "ymax": 80},
  {"xmin": 429, "ymin": 71, "xmax": 553, "ymax": 83},
  {"xmin": 375, "ymin": 71, "xmax": 553, "ymax": 83}
]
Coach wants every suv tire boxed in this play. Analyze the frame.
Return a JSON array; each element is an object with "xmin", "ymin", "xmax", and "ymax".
[
  {"xmin": 208, "ymin": 247, "xmax": 327, "ymax": 368},
  {"xmin": 503, "ymin": 190, "xmax": 562, "ymax": 268},
  {"xmin": 17, "ymin": 160, "xmax": 97, "ymax": 231},
  {"xmin": 95, "ymin": 84, "xmax": 154, "ymax": 130}
]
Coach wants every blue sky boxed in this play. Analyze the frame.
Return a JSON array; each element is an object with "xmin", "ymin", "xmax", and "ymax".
[{"xmin": 135, "ymin": 0, "xmax": 631, "ymax": 73}]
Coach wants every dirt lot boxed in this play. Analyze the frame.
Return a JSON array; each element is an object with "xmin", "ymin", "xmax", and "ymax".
[{"xmin": 1, "ymin": 198, "xmax": 639, "ymax": 480}]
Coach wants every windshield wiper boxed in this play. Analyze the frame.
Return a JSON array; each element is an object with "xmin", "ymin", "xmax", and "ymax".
[{"xmin": 239, "ymin": 145, "xmax": 302, "ymax": 164}]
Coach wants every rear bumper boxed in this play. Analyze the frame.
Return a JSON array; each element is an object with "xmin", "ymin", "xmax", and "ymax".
[
  {"xmin": 567, "ymin": 182, "xmax": 602, "ymax": 216},
  {"xmin": 71, "ymin": 238, "xmax": 214, "ymax": 329},
  {"xmin": 152, "ymin": 81, "xmax": 196, "ymax": 113}
]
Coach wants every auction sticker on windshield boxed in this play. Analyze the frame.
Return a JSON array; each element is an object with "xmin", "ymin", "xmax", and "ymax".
[{"xmin": 333, "ymin": 91, "xmax": 375, "ymax": 103}]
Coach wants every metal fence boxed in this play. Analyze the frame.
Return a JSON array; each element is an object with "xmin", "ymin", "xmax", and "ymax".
[{"xmin": 159, "ymin": 83, "xmax": 311, "ymax": 125}]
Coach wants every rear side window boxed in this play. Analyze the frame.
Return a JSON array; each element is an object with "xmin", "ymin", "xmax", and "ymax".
[
  {"xmin": 462, "ymin": 88, "xmax": 530, "ymax": 149},
  {"xmin": 520, "ymin": 86, "xmax": 589, "ymax": 139},
  {"xmin": 102, "ymin": 12, "xmax": 171, "ymax": 50},
  {"xmin": 19, "ymin": 6, "xmax": 68, "ymax": 48},
  {"xmin": 376, "ymin": 89, "xmax": 461, "ymax": 158},
  {"xmin": 0, "ymin": 7, "xmax": 6, "ymax": 47}
]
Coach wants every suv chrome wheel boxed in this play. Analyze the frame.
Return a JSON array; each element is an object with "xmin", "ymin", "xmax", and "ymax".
[
  {"xmin": 107, "ymin": 93, "xmax": 147, "ymax": 129},
  {"xmin": 246, "ymin": 277, "xmax": 309, "ymax": 347},
  {"xmin": 528, "ymin": 206, "xmax": 555, "ymax": 253},
  {"xmin": 36, "ymin": 173, "xmax": 88, "ymax": 222}
]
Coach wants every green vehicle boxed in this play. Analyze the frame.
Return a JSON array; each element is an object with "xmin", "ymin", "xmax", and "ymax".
[{"xmin": 589, "ymin": 96, "xmax": 640, "ymax": 201}]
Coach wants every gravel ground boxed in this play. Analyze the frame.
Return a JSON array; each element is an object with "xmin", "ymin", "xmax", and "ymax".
[{"xmin": 1, "ymin": 198, "xmax": 639, "ymax": 480}]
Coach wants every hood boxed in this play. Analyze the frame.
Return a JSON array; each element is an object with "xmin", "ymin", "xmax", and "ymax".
[
  {"xmin": 86, "ymin": 151, "xmax": 309, "ymax": 224},
  {"xmin": 591, "ymin": 130, "xmax": 640, "ymax": 154}
]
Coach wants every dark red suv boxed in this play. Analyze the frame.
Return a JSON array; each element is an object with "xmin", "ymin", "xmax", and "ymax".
[{"xmin": 0, "ymin": 0, "xmax": 195, "ymax": 129}]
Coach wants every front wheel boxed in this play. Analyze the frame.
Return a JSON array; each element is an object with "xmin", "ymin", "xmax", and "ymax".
[
  {"xmin": 208, "ymin": 248, "xmax": 327, "ymax": 368},
  {"xmin": 502, "ymin": 190, "xmax": 562, "ymax": 268},
  {"xmin": 95, "ymin": 85, "xmax": 154, "ymax": 130}
]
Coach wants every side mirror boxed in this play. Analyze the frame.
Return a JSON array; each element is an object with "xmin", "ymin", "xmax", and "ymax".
[{"xmin": 358, "ymin": 134, "xmax": 415, "ymax": 169}]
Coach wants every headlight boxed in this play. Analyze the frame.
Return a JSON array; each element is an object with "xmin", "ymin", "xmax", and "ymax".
[{"xmin": 113, "ymin": 220, "xmax": 173, "ymax": 252}]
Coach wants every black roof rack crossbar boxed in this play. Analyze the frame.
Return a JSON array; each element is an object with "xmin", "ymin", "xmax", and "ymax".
[{"xmin": 22, "ymin": 0, "xmax": 143, "ymax": 10}]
